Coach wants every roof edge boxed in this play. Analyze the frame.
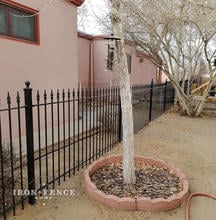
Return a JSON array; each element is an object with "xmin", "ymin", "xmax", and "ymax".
[
  {"xmin": 70, "ymin": 0, "xmax": 85, "ymax": 7},
  {"xmin": 78, "ymin": 32, "xmax": 108, "ymax": 40},
  {"xmin": 77, "ymin": 32, "xmax": 154, "ymax": 61}
]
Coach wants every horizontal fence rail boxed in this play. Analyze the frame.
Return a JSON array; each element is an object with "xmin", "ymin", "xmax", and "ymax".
[{"xmin": 0, "ymin": 80, "xmax": 174, "ymax": 219}]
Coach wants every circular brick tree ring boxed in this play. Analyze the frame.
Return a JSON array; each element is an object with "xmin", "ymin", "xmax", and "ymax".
[{"xmin": 84, "ymin": 154, "xmax": 189, "ymax": 211}]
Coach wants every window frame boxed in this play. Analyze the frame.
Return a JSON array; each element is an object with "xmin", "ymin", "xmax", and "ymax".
[{"xmin": 0, "ymin": 0, "xmax": 40, "ymax": 45}]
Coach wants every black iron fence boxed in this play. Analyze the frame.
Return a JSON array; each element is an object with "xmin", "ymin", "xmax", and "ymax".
[
  {"xmin": 132, "ymin": 80, "xmax": 175, "ymax": 132},
  {"xmin": 0, "ymin": 80, "xmax": 174, "ymax": 219}
]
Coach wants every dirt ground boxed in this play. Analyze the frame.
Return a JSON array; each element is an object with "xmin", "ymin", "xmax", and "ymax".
[{"xmin": 8, "ymin": 112, "xmax": 216, "ymax": 220}]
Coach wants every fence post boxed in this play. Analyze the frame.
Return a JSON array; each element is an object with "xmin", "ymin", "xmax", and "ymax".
[
  {"xmin": 163, "ymin": 80, "xmax": 167, "ymax": 112},
  {"xmin": 149, "ymin": 79, "xmax": 153, "ymax": 122},
  {"xmin": 118, "ymin": 93, "xmax": 122, "ymax": 142},
  {"xmin": 24, "ymin": 81, "xmax": 36, "ymax": 205}
]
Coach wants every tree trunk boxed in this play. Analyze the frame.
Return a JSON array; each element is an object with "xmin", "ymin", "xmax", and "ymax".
[
  {"xmin": 110, "ymin": 0, "xmax": 135, "ymax": 184},
  {"xmin": 194, "ymin": 79, "xmax": 214, "ymax": 116}
]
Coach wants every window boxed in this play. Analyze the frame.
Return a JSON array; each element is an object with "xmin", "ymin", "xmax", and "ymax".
[
  {"xmin": 0, "ymin": 2, "xmax": 39, "ymax": 44},
  {"xmin": 126, "ymin": 54, "xmax": 132, "ymax": 73},
  {"xmin": 107, "ymin": 44, "xmax": 114, "ymax": 71}
]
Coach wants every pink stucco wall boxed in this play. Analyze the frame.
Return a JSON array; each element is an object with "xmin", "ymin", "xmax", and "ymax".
[
  {"xmin": 78, "ymin": 36, "xmax": 91, "ymax": 88},
  {"xmin": 124, "ymin": 43, "xmax": 157, "ymax": 85},
  {"xmin": 78, "ymin": 35, "xmax": 158, "ymax": 88},
  {"xmin": 0, "ymin": 0, "xmax": 82, "ymax": 148},
  {"xmin": 0, "ymin": 0, "xmax": 79, "ymax": 103},
  {"xmin": 93, "ymin": 40, "xmax": 116, "ymax": 87}
]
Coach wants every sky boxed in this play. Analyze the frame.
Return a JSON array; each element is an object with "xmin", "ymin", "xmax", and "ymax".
[{"xmin": 78, "ymin": 0, "xmax": 109, "ymax": 35}]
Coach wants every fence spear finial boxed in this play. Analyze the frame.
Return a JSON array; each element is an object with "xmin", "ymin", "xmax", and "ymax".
[{"xmin": 25, "ymin": 81, "xmax": 31, "ymax": 88}]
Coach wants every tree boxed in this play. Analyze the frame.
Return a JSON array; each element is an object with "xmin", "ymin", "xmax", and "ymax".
[
  {"xmin": 119, "ymin": 0, "xmax": 216, "ymax": 116},
  {"xmin": 78, "ymin": 0, "xmax": 136, "ymax": 184},
  {"xmin": 78, "ymin": 0, "xmax": 110, "ymax": 35},
  {"xmin": 110, "ymin": 0, "xmax": 135, "ymax": 184},
  {"xmin": 79, "ymin": 0, "xmax": 216, "ymax": 116}
]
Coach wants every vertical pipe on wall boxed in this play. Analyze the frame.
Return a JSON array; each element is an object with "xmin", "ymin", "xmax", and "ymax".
[{"xmin": 89, "ymin": 40, "xmax": 95, "ymax": 90}]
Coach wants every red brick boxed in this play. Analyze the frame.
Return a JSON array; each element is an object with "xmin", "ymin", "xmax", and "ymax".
[
  {"xmin": 165, "ymin": 162, "xmax": 176, "ymax": 172},
  {"xmin": 113, "ymin": 154, "xmax": 123, "ymax": 161},
  {"xmin": 88, "ymin": 159, "xmax": 106, "ymax": 175},
  {"xmin": 179, "ymin": 180, "xmax": 189, "ymax": 205},
  {"xmin": 151, "ymin": 198, "xmax": 168, "ymax": 211},
  {"xmin": 182, "ymin": 179, "xmax": 189, "ymax": 191},
  {"xmin": 135, "ymin": 155, "xmax": 146, "ymax": 162},
  {"xmin": 88, "ymin": 163, "xmax": 96, "ymax": 176},
  {"xmin": 136, "ymin": 197, "xmax": 153, "ymax": 211},
  {"xmin": 84, "ymin": 176, "xmax": 97, "ymax": 192},
  {"xmin": 177, "ymin": 171, "xmax": 186, "ymax": 181},
  {"xmin": 117, "ymin": 197, "xmax": 136, "ymax": 210},
  {"xmin": 104, "ymin": 195, "xmax": 120, "ymax": 208},
  {"xmin": 153, "ymin": 159, "xmax": 166, "ymax": 168},
  {"xmin": 142, "ymin": 157, "xmax": 156, "ymax": 166},
  {"xmin": 91, "ymin": 190, "xmax": 106, "ymax": 204},
  {"xmin": 166, "ymin": 196, "xmax": 181, "ymax": 210}
]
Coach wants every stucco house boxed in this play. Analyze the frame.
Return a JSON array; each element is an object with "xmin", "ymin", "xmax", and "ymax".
[
  {"xmin": 0, "ymin": 0, "xmax": 84, "ymax": 101},
  {"xmin": 78, "ymin": 32, "xmax": 162, "ymax": 88}
]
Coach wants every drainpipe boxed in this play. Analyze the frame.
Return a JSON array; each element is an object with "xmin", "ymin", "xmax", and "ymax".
[
  {"xmin": 92, "ymin": 40, "xmax": 95, "ymax": 89},
  {"xmin": 88, "ymin": 39, "xmax": 95, "ymax": 90},
  {"xmin": 88, "ymin": 41, "xmax": 92, "ymax": 89}
]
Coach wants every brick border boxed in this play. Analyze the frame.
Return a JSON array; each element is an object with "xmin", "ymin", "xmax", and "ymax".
[{"xmin": 84, "ymin": 154, "xmax": 189, "ymax": 211}]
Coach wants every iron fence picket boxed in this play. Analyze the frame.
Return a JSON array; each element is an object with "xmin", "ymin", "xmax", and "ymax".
[
  {"xmin": 7, "ymin": 92, "xmax": 16, "ymax": 215},
  {"xmin": 89, "ymin": 88, "xmax": 92, "ymax": 162},
  {"xmin": 57, "ymin": 89, "xmax": 61, "ymax": 184},
  {"xmin": 68, "ymin": 89, "xmax": 71, "ymax": 177},
  {"xmin": 96, "ymin": 88, "xmax": 99, "ymax": 159},
  {"xmin": 50, "ymin": 90, "xmax": 55, "ymax": 189},
  {"xmin": 72, "ymin": 89, "xmax": 76, "ymax": 175},
  {"xmin": 16, "ymin": 92, "xmax": 24, "ymax": 210},
  {"xmin": 62, "ymin": 89, "xmax": 66, "ymax": 180},
  {"xmin": 92, "ymin": 88, "xmax": 95, "ymax": 161},
  {"xmin": 102, "ymin": 88, "xmax": 106, "ymax": 155},
  {"xmin": 85, "ymin": 88, "xmax": 88, "ymax": 165},
  {"xmin": 36, "ymin": 91, "xmax": 42, "ymax": 189},
  {"xmin": 43, "ymin": 90, "xmax": 49, "ymax": 189},
  {"xmin": 99, "ymin": 88, "xmax": 102, "ymax": 157},
  {"xmin": 0, "ymin": 115, "xmax": 6, "ymax": 220},
  {"xmin": 81, "ymin": 89, "xmax": 84, "ymax": 167},
  {"xmin": 110, "ymin": 87, "xmax": 113, "ymax": 150}
]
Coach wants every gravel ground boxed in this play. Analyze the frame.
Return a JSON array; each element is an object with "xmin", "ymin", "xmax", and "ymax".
[
  {"xmin": 8, "ymin": 112, "xmax": 216, "ymax": 220},
  {"xmin": 91, "ymin": 161, "xmax": 182, "ymax": 199}
]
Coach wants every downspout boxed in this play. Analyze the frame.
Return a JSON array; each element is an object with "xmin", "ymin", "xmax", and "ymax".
[
  {"xmin": 89, "ymin": 39, "xmax": 95, "ymax": 90},
  {"xmin": 92, "ymin": 40, "xmax": 95, "ymax": 89},
  {"xmin": 88, "ymin": 41, "xmax": 92, "ymax": 89}
]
